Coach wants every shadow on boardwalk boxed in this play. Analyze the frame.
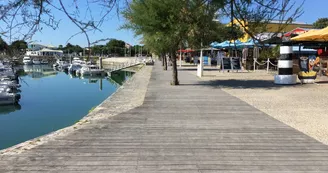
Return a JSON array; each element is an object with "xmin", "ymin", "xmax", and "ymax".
[
  {"xmin": 178, "ymin": 67, "xmax": 299, "ymax": 90},
  {"xmin": 180, "ymin": 79, "xmax": 298, "ymax": 89}
]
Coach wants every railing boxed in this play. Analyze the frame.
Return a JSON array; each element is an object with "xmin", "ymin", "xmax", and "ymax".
[
  {"xmin": 107, "ymin": 58, "xmax": 144, "ymax": 74},
  {"xmin": 253, "ymin": 58, "xmax": 278, "ymax": 73}
]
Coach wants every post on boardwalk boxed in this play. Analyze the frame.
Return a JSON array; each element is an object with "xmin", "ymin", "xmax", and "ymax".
[
  {"xmin": 197, "ymin": 42, "xmax": 204, "ymax": 77},
  {"xmin": 221, "ymin": 57, "xmax": 225, "ymax": 73},
  {"xmin": 267, "ymin": 58, "xmax": 270, "ymax": 73},
  {"xmin": 230, "ymin": 57, "xmax": 233, "ymax": 71},
  {"xmin": 274, "ymin": 43, "xmax": 297, "ymax": 84},
  {"xmin": 99, "ymin": 57, "xmax": 103, "ymax": 69}
]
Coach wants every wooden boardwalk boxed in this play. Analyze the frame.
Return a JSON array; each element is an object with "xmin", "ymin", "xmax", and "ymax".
[{"xmin": 1, "ymin": 63, "xmax": 328, "ymax": 172}]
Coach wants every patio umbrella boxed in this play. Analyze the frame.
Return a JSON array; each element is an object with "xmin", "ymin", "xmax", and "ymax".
[
  {"xmin": 318, "ymin": 26, "xmax": 328, "ymax": 40},
  {"xmin": 210, "ymin": 42, "xmax": 219, "ymax": 47},
  {"xmin": 211, "ymin": 41, "xmax": 228, "ymax": 48},
  {"xmin": 219, "ymin": 40, "xmax": 241, "ymax": 49},
  {"xmin": 291, "ymin": 28, "xmax": 328, "ymax": 42},
  {"xmin": 238, "ymin": 39, "xmax": 271, "ymax": 48}
]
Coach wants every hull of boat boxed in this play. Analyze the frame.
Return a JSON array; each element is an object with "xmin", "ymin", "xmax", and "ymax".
[
  {"xmin": 80, "ymin": 71, "xmax": 106, "ymax": 76},
  {"xmin": 0, "ymin": 95, "xmax": 17, "ymax": 105},
  {"xmin": 33, "ymin": 61, "xmax": 41, "ymax": 65},
  {"xmin": 23, "ymin": 61, "xmax": 32, "ymax": 65}
]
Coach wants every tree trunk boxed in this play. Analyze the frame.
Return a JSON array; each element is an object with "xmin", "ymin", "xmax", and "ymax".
[
  {"xmin": 170, "ymin": 52, "xmax": 179, "ymax": 85},
  {"xmin": 163, "ymin": 54, "xmax": 167, "ymax": 71},
  {"xmin": 161, "ymin": 53, "xmax": 164, "ymax": 66}
]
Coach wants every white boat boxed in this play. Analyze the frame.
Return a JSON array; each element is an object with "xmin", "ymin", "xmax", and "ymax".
[
  {"xmin": 0, "ymin": 81, "xmax": 20, "ymax": 88},
  {"xmin": 0, "ymin": 92, "xmax": 20, "ymax": 105},
  {"xmin": 0, "ymin": 65, "xmax": 16, "ymax": 80},
  {"xmin": 0, "ymin": 85, "xmax": 12, "ymax": 93},
  {"xmin": 71, "ymin": 58, "xmax": 91, "ymax": 66},
  {"xmin": 23, "ymin": 56, "xmax": 32, "ymax": 65},
  {"xmin": 72, "ymin": 57, "xmax": 80, "ymax": 64},
  {"xmin": 68, "ymin": 64, "xmax": 82, "ymax": 73},
  {"xmin": 76, "ymin": 65, "xmax": 105, "ymax": 76},
  {"xmin": 32, "ymin": 58, "xmax": 41, "ymax": 65},
  {"xmin": 53, "ymin": 60, "xmax": 70, "ymax": 70},
  {"xmin": 41, "ymin": 59, "xmax": 49, "ymax": 64}
]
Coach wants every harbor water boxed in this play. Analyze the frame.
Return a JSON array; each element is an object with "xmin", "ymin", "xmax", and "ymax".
[{"xmin": 0, "ymin": 65, "xmax": 134, "ymax": 150}]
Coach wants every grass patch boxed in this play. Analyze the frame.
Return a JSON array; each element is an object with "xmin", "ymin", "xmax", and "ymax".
[{"xmin": 89, "ymin": 106, "xmax": 96, "ymax": 113}]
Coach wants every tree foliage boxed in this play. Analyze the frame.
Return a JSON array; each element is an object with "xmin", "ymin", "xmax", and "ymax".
[
  {"xmin": 259, "ymin": 45, "xmax": 280, "ymax": 61},
  {"xmin": 224, "ymin": 0, "xmax": 304, "ymax": 42},
  {"xmin": 123, "ymin": 0, "xmax": 225, "ymax": 85},
  {"xmin": 62, "ymin": 43, "xmax": 83, "ymax": 54},
  {"xmin": 0, "ymin": 37, "xmax": 9, "ymax": 52},
  {"xmin": 90, "ymin": 39, "xmax": 147, "ymax": 57},
  {"xmin": 313, "ymin": 18, "xmax": 328, "ymax": 29},
  {"xmin": 105, "ymin": 39, "xmax": 126, "ymax": 56},
  {"xmin": 0, "ymin": 0, "xmax": 124, "ymax": 59},
  {"xmin": 8, "ymin": 40, "xmax": 27, "ymax": 55}
]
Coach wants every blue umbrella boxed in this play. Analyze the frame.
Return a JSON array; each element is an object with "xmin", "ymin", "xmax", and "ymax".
[
  {"xmin": 212, "ymin": 40, "xmax": 241, "ymax": 49},
  {"xmin": 238, "ymin": 39, "xmax": 270, "ymax": 48},
  {"xmin": 210, "ymin": 42, "xmax": 219, "ymax": 47},
  {"xmin": 223, "ymin": 40, "xmax": 242, "ymax": 49}
]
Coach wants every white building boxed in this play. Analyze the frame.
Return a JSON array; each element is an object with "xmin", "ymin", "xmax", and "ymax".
[{"xmin": 26, "ymin": 43, "xmax": 63, "ymax": 57}]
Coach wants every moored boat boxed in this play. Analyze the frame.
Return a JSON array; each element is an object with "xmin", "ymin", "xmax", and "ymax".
[
  {"xmin": 32, "ymin": 58, "xmax": 41, "ymax": 65},
  {"xmin": 68, "ymin": 64, "xmax": 82, "ymax": 73},
  {"xmin": 76, "ymin": 65, "xmax": 105, "ymax": 76},
  {"xmin": 0, "ymin": 92, "xmax": 20, "ymax": 105},
  {"xmin": 0, "ymin": 64, "xmax": 16, "ymax": 80},
  {"xmin": 53, "ymin": 60, "xmax": 70, "ymax": 70},
  {"xmin": 23, "ymin": 56, "xmax": 32, "ymax": 65},
  {"xmin": 41, "ymin": 59, "xmax": 49, "ymax": 64}
]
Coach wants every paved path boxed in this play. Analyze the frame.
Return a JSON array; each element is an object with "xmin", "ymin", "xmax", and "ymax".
[{"xmin": 1, "ymin": 63, "xmax": 328, "ymax": 172}]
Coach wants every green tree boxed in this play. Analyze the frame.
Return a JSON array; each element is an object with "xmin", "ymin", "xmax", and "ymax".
[
  {"xmin": 106, "ymin": 39, "xmax": 126, "ymax": 57},
  {"xmin": 9, "ymin": 40, "xmax": 27, "ymax": 55},
  {"xmin": 0, "ymin": 37, "xmax": 9, "ymax": 52},
  {"xmin": 63, "ymin": 43, "xmax": 83, "ymax": 54},
  {"xmin": 313, "ymin": 18, "xmax": 328, "ymax": 29},
  {"xmin": 259, "ymin": 45, "xmax": 280, "ymax": 62},
  {"xmin": 123, "ymin": 0, "xmax": 225, "ymax": 85},
  {"xmin": 91, "ymin": 45, "xmax": 106, "ymax": 56}
]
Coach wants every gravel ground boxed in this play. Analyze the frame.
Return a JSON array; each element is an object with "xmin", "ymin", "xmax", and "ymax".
[
  {"xmin": 1, "ymin": 65, "xmax": 153, "ymax": 155},
  {"xmin": 190, "ymin": 68, "xmax": 328, "ymax": 145}
]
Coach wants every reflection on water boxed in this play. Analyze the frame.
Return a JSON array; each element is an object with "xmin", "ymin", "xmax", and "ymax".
[
  {"xmin": 110, "ymin": 70, "xmax": 134, "ymax": 85},
  {"xmin": 0, "ymin": 104, "xmax": 21, "ymax": 115},
  {"xmin": 22, "ymin": 65, "xmax": 58, "ymax": 78},
  {"xmin": 0, "ymin": 64, "xmax": 134, "ymax": 150}
]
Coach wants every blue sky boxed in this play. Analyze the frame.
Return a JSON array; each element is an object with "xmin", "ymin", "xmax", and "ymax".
[{"xmin": 30, "ymin": 0, "xmax": 327, "ymax": 47}]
